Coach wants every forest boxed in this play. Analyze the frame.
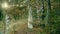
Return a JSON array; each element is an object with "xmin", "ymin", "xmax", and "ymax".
[{"xmin": 0, "ymin": 0, "xmax": 60, "ymax": 34}]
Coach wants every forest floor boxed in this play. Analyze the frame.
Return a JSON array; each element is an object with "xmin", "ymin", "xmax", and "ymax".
[
  {"xmin": 0, "ymin": 19, "xmax": 45, "ymax": 34},
  {"xmin": 9, "ymin": 19, "xmax": 45, "ymax": 34}
]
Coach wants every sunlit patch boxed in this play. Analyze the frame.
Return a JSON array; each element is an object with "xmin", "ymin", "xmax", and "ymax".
[
  {"xmin": 20, "ymin": 4, "xmax": 23, "ymax": 7},
  {"xmin": 1, "ymin": 2, "xmax": 9, "ymax": 9}
]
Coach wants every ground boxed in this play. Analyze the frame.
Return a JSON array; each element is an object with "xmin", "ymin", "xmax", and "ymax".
[{"xmin": 8, "ymin": 19, "xmax": 44, "ymax": 34}]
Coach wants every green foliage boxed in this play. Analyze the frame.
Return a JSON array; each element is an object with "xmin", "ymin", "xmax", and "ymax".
[{"xmin": 0, "ymin": 9, "xmax": 3, "ymax": 21}]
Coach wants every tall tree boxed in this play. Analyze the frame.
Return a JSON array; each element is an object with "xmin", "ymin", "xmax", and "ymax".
[{"xmin": 0, "ymin": 9, "xmax": 3, "ymax": 21}]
